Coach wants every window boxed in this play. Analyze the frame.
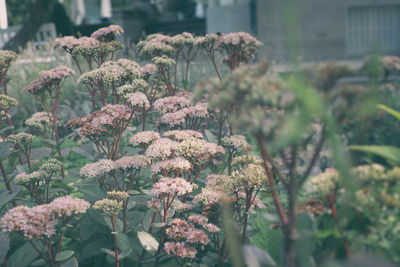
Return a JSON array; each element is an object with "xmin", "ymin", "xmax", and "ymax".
[{"xmin": 346, "ymin": 6, "xmax": 400, "ymax": 55}]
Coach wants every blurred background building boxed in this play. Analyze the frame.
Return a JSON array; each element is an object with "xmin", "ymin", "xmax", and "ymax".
[{"xmin": 1, "ymin": 0, "xmax": 400, "ymax": 64}]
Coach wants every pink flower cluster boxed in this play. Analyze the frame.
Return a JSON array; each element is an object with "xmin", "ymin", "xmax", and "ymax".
[
  {"xmin": 154, "ymin": 93, "xmax": 208, "ymax": 127},
  {"xmin": 0, "ymin": 196, "xmax": 89, "ymax": 239},
  {"xmin": 23, "ymin": 66, "xmax": 74, "ymax": 94},
  {"xmin": 67, "ymin": 104, "xmax": 132, "ymax": 137},
  {"xmin": 54, "ymin": 36, "xmax": 100, "ymax": 53},
  {"xmin": 163, "ymin": 130, "xmax": 203, "ymax": 141},
  {"xmin": 91, "ymin": 25, "xmax": 124, "ymax": 42},
  {"xmin": 153, "ymin": 95, "xmax": 191, "ymax": 114},
  {"xmin": 80, "ymin": 156, "xmax": 149, "ymax": 178},
  {"xmin": 114, "ymin": 155, "xmax": 150, "ymax": 170},
  {"xmin": 151, "ymin": 157, "xmax": 192, "ymax": 174},
  {"xmin": 140, "ymin": 63, "xmax": 157, "ymax": 77},
  {"xmin": 145, "ymin": 138, "xmax": 178, "ymax": 159},
  {"xmin": 80, "ymin": 159, "xmax": 116, "ymax": 179},
  {"xmin": 217, "ymin": 32, "xmax": 262, "ymax": 47},
  {"xmin": 164, "ymin": 242, "xmax": 197, "ymax": 259},
  {"xmin": 164, "ymin": 216, "xmax": 217, "ymax": 259},
  {"xmin": 125, "ymin": 92, "xmax": 150, "ymax": 109},
  {"xmin": 39, "ymin": 66, "xmax": 75, "ymax": 81},
  {"xmin": 151, "ymin": 177, "xmax": 193, "ymax": 197},
  {"xmin": 129, "ymin": 131, "xmax": 160, "ymax": 146}
]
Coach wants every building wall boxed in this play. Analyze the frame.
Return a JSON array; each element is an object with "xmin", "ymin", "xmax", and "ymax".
[
  {"xmin": 206, "ymin": 4, "xmax": 252, "ymax": 34},
  {"xmin": 207, "ymin": 0, "xmax": 400, "ymax": 63}
]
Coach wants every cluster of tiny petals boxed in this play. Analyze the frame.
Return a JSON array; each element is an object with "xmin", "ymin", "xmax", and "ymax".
[
  {"xmin": 145, "ymin": 138, "xmax": 178, "ymax": 159},
  {"xmin": 221, "ymin": 135, "xmax": 248, "ymax": 149},
  {"xmin": 14, "ymin": 171, "xmax": 44, "ymax": 185},
  {"xmin": 152, "ymin": 177, "xmax": 193, "ymax": 196},
  {"xmin": 39, "ymin": 66, "xmax": 74, "ymax": 81},
  {"xmin": 129, "ymin": 131, "xmax": 160, "ymax": 146},
  {"xmin": 218, "ymin": 32, "xmax": 262, "ymax": 47},
  {"xmin": 93, "ymin": 198, "xmax": 123, "ymax": 216},
  {"xmin": 91, "ymin": 25, "xmax": 124, "ymax": 42},
  {"xmin": 49, "ymin": 196, "xmax": 90, "ymax": 217},
  {"xmin": 80, "ymin": 159, "xmax": 116, "ymax": 178},
  {"xmin": 140, "ymin": 63, "xmax": 157, "ymax": 76},
  {"xmin": 0, "ymin": 50, "xmax": 17, "ymax": 71},
  {"xmin": 0, "ymin": 196, "xmax": 89, "ymax": 239},
  {"xmin": 166, "ymin": 218, "xmax": 210, "ymax": 246},
  {"xmin": 25, "ymin": 112, "xmax": 52, "ymax": 129},
  {"xmin": 154, "ymin": 96, "xmax": 191, "ymax": 114},
  {"xmin": 151, "ymin": 157, "xmax": 192, "ymax": 174},
  {"xmin": 114, "ymin": 155, "xmax": 150, "ymax": 169},
  {"xmin": 125, "ymin": 92, "xmax": 150, "ymax": 109},
  {"xmin": 23, "ymin": 66, "xmax": 74, "ymax": 94},
  {"xmin": 188, "ymin": 214, "xmax": 208, "ymax": 225},
  {"xmin": 232, "ymin": 163, "xmax": 267, "ymax": 187},
  {"xmin": 7, "ymin": 132, "xmax": 35, "ymax": 145},
  {"xmin": 67, "ymin": 104, "xmax": 132, "ymax": 137},
  {"xmin": 107, "ymin": 190, "xmax": 129, "ymax": 200},
  {"xmin": 306, "ymin": 168, "xmax": 338, "ymax": 196},
  {"xmin": 163, "ymin": 130, "xmax": 203, "ymax": 140},
  {"xmin": 0, "ymin": 95, "xmax": 18, "ymax": 116},
  {"xmin": 78, "ymin": 59, "xmax": 140, "ymax": 86},
  {"xmin": 164, "ymin": 242, "xmax": 197, "ymax": 259},
  {"xmin": 177, "ymin": 137, "xmax": 225, "ymax": 161}
]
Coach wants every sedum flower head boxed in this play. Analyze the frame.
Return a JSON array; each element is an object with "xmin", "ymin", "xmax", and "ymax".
[
  {"xmin": 91, "ymin": 25, "xmax": 124, "ymax": 42},
  {"xmin": 152, "ymin": 55, "xmax": 176, "ymax": 68},
  {"xmin": 117, "ymin": 79, "xmax": 148, "ymax": 96},
  {"xmin": 80, "ymin": 159, "xmax": 116, "ymax": 179},
  {"xmin": 0, "ymin": 94, "xmax": 18, "ymax": 119},
  {"xmin": 152, "ymin": 177, "xmax": 193, "ymax": 196},
  {"xmin": 93, "ymin": 198, "xmax": 123, "ymax": 216},
  {"xmin": 114, "ymin": 155, "xmax": 150, "ymax": 170},
  {"xmin": 232, "ymin": 163, "xmax": 267, "ymax": 187},
  {"xmin": 14, "ymin": 171, "xmax": 45, "ymax": 185},
  {"xmin": 39, "ymin": 158, "xmax": 63, "ymax": 174},
  {"xmin": 7, "ymin": 132, "xmax": 35, "ymax": 145},
  {"xmin": 163, "ymin": 130, "xmax": 203, "ymax": 141},
  {"xmin": 107, "ymin": 190, "xmax": 129, "ymax": 200},
  {"xmin": 151, "ymin": 157, "xmax": 192, "ymax": 174},
  {"xmin": 0, "ymin": 50, "xmax": 17, "ymax": 72},
  {"xmin": 130, "ymin": 131, "xmax": 160, "ymax": 146},
  {"xmin": 25, "ymin": 112, "xmax": 52, "ymax": 130},
  {"xmin": 0, "ymin": 196, "xmax": 89, "ymax": 239},
  {"xmin": 306, "ymin": 168, "xmax": 339, "ymax": 196},
  {"xmin": 125, "ymin": 92, "xmax": 150, "ymax": 109},
  {"xmin": 146, "ymin": 138, "xmax": 178, "ymax": 159}
]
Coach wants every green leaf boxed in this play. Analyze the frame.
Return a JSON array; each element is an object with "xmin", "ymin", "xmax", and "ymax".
[
  {"xmin": 101, "ymin": 248, "xmax": 116, "ymax": 257},
  {"xmin": 119, "ymin": 248, "xmax": 132, "ymax": 260},
  {"xmin": 8, "ymin": 241, "xmax": 41, "ymax": 267},
  {"xmin": 0, "ymin": 232, "xmax": 9, "ymax": 263},
  {"xmin": 242, "ymin": 245, "xmax": 276, "ymax": 267},
  {"xmin": 0, "ymin": 191, "xmax": 18, "ymax": 207},
  {"xmin": 31, "ymin": 259, "xmax": 46, "ymax": 266},
  {"xmin": 30, "ymin": 147, "xmax": 52, "ymax": 160},
  {"xmin": 55, "ymin": 250, "xmax": 75, "ymax": 262},
  {"xmin": 377, "ymin": 104, "xmax": 400, "ymax": 120},
  {"xmin": 143, "ymin": 209, "xmax": 155, "ymax": 231},
  {"xmin": 137, "ymin": 231, "xmax": 159, "ymax": 253},
  {"xmin": 350, "ymin": 145, "xmax": 400, "ymax": 164},
  {"xmin": 60, "ymin": 257, "xmax": 79, "ymax": 267}
]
